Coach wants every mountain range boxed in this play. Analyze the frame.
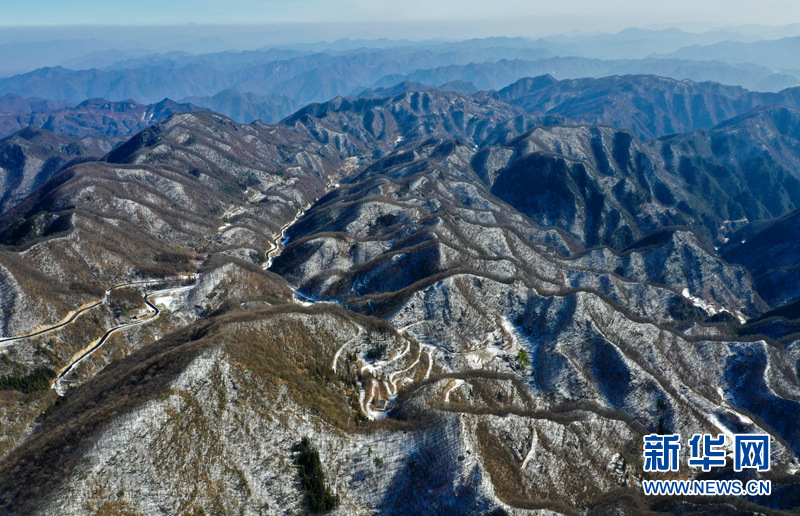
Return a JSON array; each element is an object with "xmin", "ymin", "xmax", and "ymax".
[
  {"xmin": 1, "ymin": 66, "xmax": 800, "ymax": 514},
  {"xmin": 2, "ymin": 32, "xmax": 800, "ymax": 129}
]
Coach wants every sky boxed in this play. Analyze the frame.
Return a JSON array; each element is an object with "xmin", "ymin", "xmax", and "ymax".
[
  {"xmin": 0, "ymin": 0, "xmax": 799, "ymax": 77},
  {"xmin": 2, "ymin": 0, "xmax": 800, "ymax": 36}
]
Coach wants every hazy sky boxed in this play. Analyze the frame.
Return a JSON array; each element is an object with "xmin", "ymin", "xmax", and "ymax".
[{"xmin": 2, "ymin": 0, "xmax": 800, "ymax": 36}]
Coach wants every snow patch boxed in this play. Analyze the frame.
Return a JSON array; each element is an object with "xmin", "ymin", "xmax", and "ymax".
[{"xmin": 681, "ymin": 288, "xmax": 747, "ymax": 324}]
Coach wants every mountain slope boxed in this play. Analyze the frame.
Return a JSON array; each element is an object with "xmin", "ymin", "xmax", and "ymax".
[
  {"xmin": 722, "ymin": 207, "xmax": 800, "ymax": 308},
  {"xmin": 182, "ymin": 89, "xmax": 297, "ymax": 124},
  {"xmin": 496, "ymin": 74, "xmax": 800, "ymax": 140},
  {"xmin": 0, "ymin": 96, "xmax": 198, "ymax": 140},
  {"xmin": 0, "ymin": 126, "xmax": 111, "ymax": 215},
  {"xmin": 664, "ymin": 35, "xmax": 800, "ymax": 71},
  {"xmin": 650, "ymin": 105, "xmax": 800, "ymax": 230},
  {"xmin": 281, "ymin": 88, "xmax": 563, "ymax": 157}
]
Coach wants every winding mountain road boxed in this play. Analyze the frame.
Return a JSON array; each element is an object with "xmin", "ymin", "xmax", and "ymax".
[
  {"xmin": 263, "ymin": 210, "xmax": 305, "ymax": 269},
  {"xmin": 53, "ymin": 292, "xmax": 160, "ymax": 393},
  {"xmin": 263, "ymin": 177, "xmax": 337, "ymax": 270},
  {"xmin": 0, "ymin": 277, "xmax": 186, "ymax": 394},
  {"xmin": 0, "ymin": 280, "xmax": 168, "ymax": 348}
]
